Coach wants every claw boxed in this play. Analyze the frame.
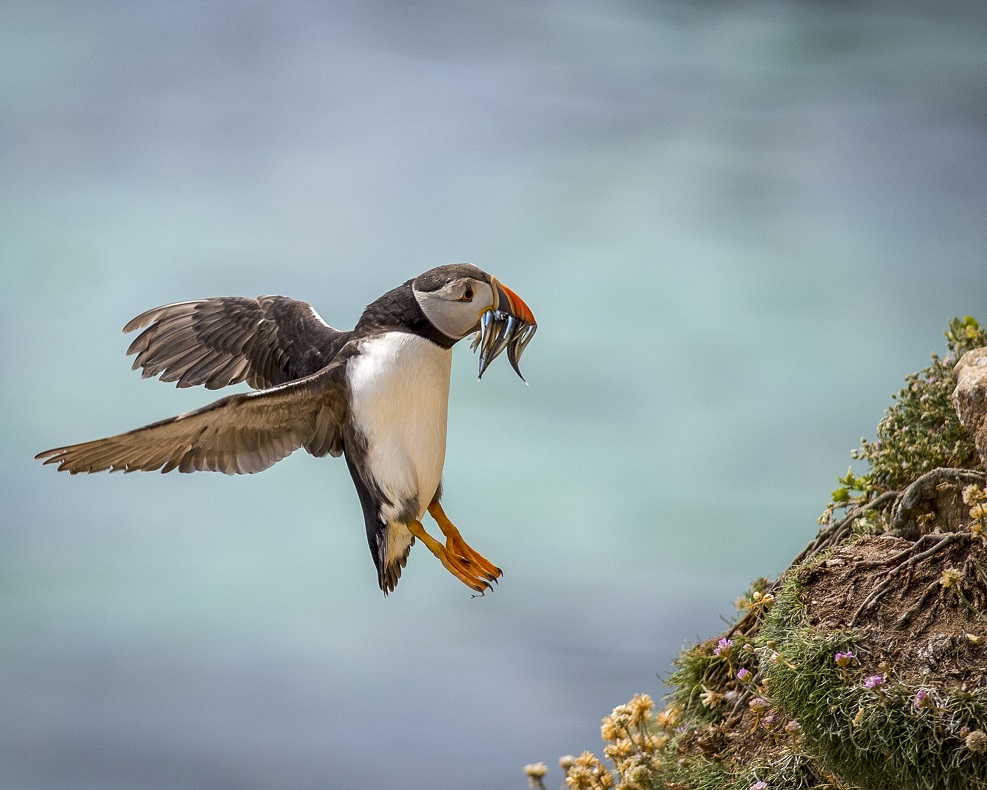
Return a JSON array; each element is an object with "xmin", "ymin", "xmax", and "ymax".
[{"xmin": 426, "ymin": 500, "xmax": 503, "ymax": 591}]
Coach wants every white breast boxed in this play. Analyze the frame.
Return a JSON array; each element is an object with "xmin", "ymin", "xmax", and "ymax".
[{"xmin": 346, "ymin": 332, "xmax": 452, "ymax": 524}]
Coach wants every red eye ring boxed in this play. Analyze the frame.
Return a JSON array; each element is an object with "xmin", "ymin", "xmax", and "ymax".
[{"xmin": 460, "ymin": 286, "xmax": 474, "ymax": 302}]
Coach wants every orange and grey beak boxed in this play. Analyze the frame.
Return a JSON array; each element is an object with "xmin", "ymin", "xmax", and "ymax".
[
  {"xmin": 491, "ymin": 278, "xmax": 536, "ymax": 327},
  {"xmin": 473, "ymin": 276, "xmax": 538, "ymax": 381}
]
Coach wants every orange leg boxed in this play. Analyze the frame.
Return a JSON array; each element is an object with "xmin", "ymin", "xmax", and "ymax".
[
  {"xmin": 428, "ymin": 500, "xmax": 503, "ymax": 584},
  {"xmin": 406, "ymin": 520, "xmax": 492, "ymax": 594}
]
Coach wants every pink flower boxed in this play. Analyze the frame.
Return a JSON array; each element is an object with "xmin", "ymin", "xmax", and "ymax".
[
  {"xmin": 863, "ymin": 674, "xmax": 884, "ymax": 690},
  {"xmin": 834, "ymin": 651, "xmax": 856, "ymax": 668},
  {"xmin": 713, "ymin": 638, "xmax": 734, "ymax": 656}
]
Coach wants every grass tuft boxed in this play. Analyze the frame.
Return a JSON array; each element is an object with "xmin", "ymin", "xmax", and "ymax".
[{"xmin": 761, "ymin": 571, "xmax": 987, "ymax": 790}]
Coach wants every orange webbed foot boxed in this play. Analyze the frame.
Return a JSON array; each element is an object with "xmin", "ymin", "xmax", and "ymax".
[
  {"xmin": 406, "ymin": 520, "xmax": 493, "ymax": 594},
  {"xmin": 428, "ymin": 499, "xmax": 503, "ymax": 585}
]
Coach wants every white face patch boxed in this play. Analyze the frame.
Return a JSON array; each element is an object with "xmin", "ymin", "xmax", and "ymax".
[
  {"xmin": 414, "ymin": 279, "xmax": 495, "ymax": 341},
  {"xmin": 346, "ymin": 332, "xmax": 453, "ymax": 526}
]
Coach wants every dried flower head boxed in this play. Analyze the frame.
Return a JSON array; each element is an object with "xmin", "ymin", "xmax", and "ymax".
[
  {"xmin": 601, "ymin": 704, "xmax": 632, "ymax": 741},
  {"xmin": 621, "ymin": 761, "xmax": 650, "ymax": 790},
  {"xmin": 748, "ymin": 697, "xmax": 770, "ymax": 713},
  {"xmin": 628, "ymin": 693, "xmax": 654, "ymax": 727},
  {"xmin": 737, "ymin": 668, "xmax": 752, "ymax": 683},
  {"xmin": 600, "ymin": 716, "xmax": 620, "ymax": 743},
  {"xmin": 564, "ymin": 752, "xmax": 611, "ymax": 790},
  {"xmin": 940, "ymin": 567, "xmax": 963, "ymax": 588},
  {"xmin": 700, "ymin": 687, "xmax": 724, "ymax": 708},
  {"xmin": 609, "ymin": 705, "xmax": 632, "ymax": 730},
  {"xmin": 603, "ymin": 739, "xmax": 634, "ymax": 767},
  {"xmin": 914, "ymin": 689, "xmax": 931, "ymax": 709},
  {"xmin": 564, "ymin": 765, "xmax": 593, "ymax": 789},
  {"xmin": 965, "ymin": 730, "xmax": 987, "ymax": 754},
  {"xmin": 784, "ymin": 719, "xmax": 802, "ymax": 735},
  {"xmin": 524, "ymin": 762, "xmax": 548, "ymax": 788},
  {"xmin": 769, "ymin": 650, "xmax": 793, "ymax": 668},
  {"xmin": 655, "ymin": 704, "xmax": 681, "ymax": 731},
  {"xmin": 524, "ymin": 762, "xmax": 547, "ymax": 779},
  {"xmin": 963, "ymin": 484, "xmax": 984, "ymax": 506},
  {"xmin": 559, "ymin": 755, "xmax": 576, "ymax": 770}
]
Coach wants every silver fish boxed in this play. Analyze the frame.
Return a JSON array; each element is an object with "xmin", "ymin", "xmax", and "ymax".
[
  {"xmin": 506, "ymin": 321, "xmax": 537, "ymax": 380},
  {"xmin": 475, "ymin": 309, "xmax": 537, "ymax": 381}
]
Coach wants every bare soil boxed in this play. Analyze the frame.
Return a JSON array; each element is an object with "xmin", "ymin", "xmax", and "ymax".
[{"xmin": 800, "ymin": 534, "xmax": 987, "ymax": 688}]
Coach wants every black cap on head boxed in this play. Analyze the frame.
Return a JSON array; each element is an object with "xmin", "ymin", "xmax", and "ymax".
[{"xmin": 412, "ymin": 264, "xmax": 489, "ymax": 293}]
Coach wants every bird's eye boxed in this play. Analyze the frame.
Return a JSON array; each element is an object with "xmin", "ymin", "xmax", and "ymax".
[{"xmin": 459, "ymin": 285, "xmax": 474, "ymax": 302}]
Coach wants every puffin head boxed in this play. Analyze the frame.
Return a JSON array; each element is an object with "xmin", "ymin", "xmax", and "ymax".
[{"xmin": 412, "ymin": 264, "xmax": 537, "ymax": 380}]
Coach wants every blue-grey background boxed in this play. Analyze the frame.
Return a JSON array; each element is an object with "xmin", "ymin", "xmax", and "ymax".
[{"xmin": 3, "ymin": 1, "xmax": 986, "ymax": 788}]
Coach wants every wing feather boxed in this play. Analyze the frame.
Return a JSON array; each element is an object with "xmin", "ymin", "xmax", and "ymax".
[
  {"xmin": 124, "ymin": 295, "xmax": 349, "ymax": 391},
  {"xmin": 35, "ymin": 361, "xmax": 349, "ymax": 475}
]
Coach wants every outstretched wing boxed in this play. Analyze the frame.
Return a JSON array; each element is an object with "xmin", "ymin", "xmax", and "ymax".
[
  {"xmin": 124, "ymin": 296, "xmax": 349, "ymax": 390},
  {"xmin": 35, "ymin": 360, "xmax": 349, "ymax": 475}
]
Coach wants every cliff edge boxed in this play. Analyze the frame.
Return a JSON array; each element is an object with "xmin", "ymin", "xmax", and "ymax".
[{"xmin": 527, "ymin": 318, "xmax": 987, "ymax": 790}]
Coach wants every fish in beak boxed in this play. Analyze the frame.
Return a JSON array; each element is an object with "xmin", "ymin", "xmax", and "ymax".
[{"xmin": 471, "ymin": 277, "xmax": 537, "ymax": 380}]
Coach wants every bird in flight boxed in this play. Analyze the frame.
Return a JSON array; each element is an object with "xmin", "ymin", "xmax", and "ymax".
[{"xmin": 36, "ymin": 264, "xmax": 537, "ymax": 595}]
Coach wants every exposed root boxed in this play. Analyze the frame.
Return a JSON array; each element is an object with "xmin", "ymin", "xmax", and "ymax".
[
  {"xmin": 800, "ymin": 468, "xmax": 985, "ymax": 570},
  {"xmin": 857, "ymin": 532, "xmax": 941, "ymax": 569},
  {"xmin": 895, "ymin": 579, "xmax": 943, "ymax": 627},
  {"xmin": 889, "ymin": 467, "xmax": 985, "ymax": 538},
  {"xmin": 850, "ymin": 532, "xmax": 970, "ymax": 625},
  {"xmin": 795, "ymin": 490, "xmax": 898, "ymax": 567}
]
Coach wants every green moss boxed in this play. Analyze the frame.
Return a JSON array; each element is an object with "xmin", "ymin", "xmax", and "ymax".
[
  {"xmin": 650, "ymin": 727, "xmax": 827, "ymax": 790},
  {"xmin": 652, "ymin": 741, "xmax": 733, "ymax": 790},
  {"xmin": 667, "ymin": 643, "xmax": 722, "ymax": 722},
  {"xmin": 760, "ymin": 569, "xmax": 987, "ymax": 790}
]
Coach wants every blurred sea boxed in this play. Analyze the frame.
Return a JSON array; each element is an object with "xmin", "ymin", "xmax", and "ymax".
[{"xmin": 3, "ymin": 1, "xmax": 986, "ymax": 788}]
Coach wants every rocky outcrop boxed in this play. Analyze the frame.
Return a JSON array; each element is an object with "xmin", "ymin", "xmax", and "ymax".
[{"xmin": 954, "ymin": 347, "xmax": 987, "ymax": 470}]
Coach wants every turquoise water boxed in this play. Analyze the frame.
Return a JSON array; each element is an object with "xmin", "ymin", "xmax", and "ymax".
[{"xmin": 3, "ymin": 2, "xmax": 986, "ymax": 787}]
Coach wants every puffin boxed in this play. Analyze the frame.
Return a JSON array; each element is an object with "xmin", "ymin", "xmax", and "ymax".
[{"xmin": 36, "ymin": 264, "xmax": 537, "ymax": 595}]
